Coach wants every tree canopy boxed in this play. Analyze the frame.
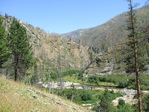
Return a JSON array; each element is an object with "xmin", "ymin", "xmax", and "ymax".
[
  {"xmin": 8, "ymin": 18, "xmax": 34, "ymax": 81},
  {"xmin": 0, "ymin": 15, "xmax": 9, "ymax": 68}
]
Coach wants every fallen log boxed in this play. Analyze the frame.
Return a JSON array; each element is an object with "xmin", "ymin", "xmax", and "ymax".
[{"xmin": 27, "ymin": 88, "xmax": 84, "ymax": 112}]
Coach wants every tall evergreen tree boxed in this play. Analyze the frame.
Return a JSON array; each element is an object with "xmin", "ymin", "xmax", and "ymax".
[
  {"xmin": 0, "ymin": 15, "xmax": 9, "ymax": 68},
  {"xmin": 8, "ymin": 18, "xmax": 34, "ymax": 81},
  {"xmin": 124, "ymin": 0, "xmax": 148, "ymax": 111}
]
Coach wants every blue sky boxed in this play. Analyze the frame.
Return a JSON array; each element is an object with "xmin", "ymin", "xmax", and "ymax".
[{"xmin": 0, "ymin": 0, "xmax": 148, "ymax": 34}]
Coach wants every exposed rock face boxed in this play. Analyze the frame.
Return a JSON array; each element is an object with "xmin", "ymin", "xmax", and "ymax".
[
  {"xmin": 112, "ymin": 89, "xmax": 138, "ymax": 106},
  {"xmin": 112, "ymin": 95, "xmax": 137, "ymax": 106}
]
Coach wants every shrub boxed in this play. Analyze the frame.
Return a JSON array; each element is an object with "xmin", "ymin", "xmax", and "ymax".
[
  {"xmin": 87, "ymin": 76, "xmax": 99, "ymax": 85},
  {"xmin": 118, "ymin": 82, "xmax": 129, "ymax": 88},
  {"xmin": 118, "ymin": 99, "xmax": 125, "ymax": 107},
  {"xmin": 117, "ymin": 103, "xmax": 134, "ymax": 112},
  {"xmin": 50, "ymin": 72, "xmax": 57, "ymax": 81},
  {"xmin": 55, "ymin": 89, "xmax": 92, "ymax": 104},
  {"xmin": 98, "ymin": 77, "xmax": 106, "ymax": 82},
  {"xmin": 62, "ymin": 69, "xmax": 80, "ymax": 77},
  {"xmin": 24, "ymin": 75, "xmax": 38, "ymax": 85},
  {"xmin": 142, "ymin": 95, "xmax": 149, "ymax": 112},
  {"xmin": 79, "ymin": 90, "xmax": 92, "ymax": 101}
]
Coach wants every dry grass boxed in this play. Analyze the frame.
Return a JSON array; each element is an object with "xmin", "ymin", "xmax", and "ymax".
[{"xmin": 0, "ymin": 75, "xmax": 93, "ymax": 112}]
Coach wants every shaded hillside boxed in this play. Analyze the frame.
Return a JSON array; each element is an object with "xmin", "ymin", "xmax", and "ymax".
[
  {"xmin": 3, "ymin": 15, "xmax": 90, "ymax": 71},
  {"xmin": 0, "ymin": 75, "xmax": 92, "ymax": 112},
  {"xmin": 62, "ymin": 5, "xmax": 149, "ymax": 50}
]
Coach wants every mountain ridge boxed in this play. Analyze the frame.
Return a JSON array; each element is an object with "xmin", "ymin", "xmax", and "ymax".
[
  {"xmin": 60, "ymin": 5, "xmax": 149, "ymax": 50},
  {"xmin": 1, "ymin": 15, "xmax": 91, "ymax": 76}
]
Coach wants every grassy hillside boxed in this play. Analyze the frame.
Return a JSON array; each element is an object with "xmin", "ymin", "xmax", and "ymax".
[{"xmin": 0, "ymin": 75, "xmax": 92, "ymax": 112}]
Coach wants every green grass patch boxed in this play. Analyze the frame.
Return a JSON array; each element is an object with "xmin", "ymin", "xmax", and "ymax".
[
  {"xmin": 86, "ymin": 74, "xmax": 149, "ymax": 90},
  {"xmin": 63, "ymin": 74, "xmax": 82, "ymax": 83}
]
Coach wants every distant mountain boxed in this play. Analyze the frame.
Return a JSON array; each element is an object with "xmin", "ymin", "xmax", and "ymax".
[
  {"xmin": 50, "ymin": 28, "xmax": 94, "ymax": 39},
  {"xmin": 60, "ymin": 28, "xmax": 94, "ymax": 39},
  {"xmin": 49, "ymin": 32, "xmax": 61, "ymax": 37},
  {"xmin": 62, "ymin": 5, "xmax": 149, "ymax": 50}
]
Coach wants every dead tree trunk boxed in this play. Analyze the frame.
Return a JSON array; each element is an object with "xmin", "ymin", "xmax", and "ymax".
[{"xmin": 127, "ymin": 0, "xmax": 142, "ymax": 111}]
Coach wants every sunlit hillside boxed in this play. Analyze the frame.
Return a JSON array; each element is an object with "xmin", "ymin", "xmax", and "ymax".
[
  {"xmin": 3, "ymin": 15, "xmax": 90, "ymax": 70},
  {"xmin": 0, "ymin": 75, "xmax": 92, "ymax": 112}
]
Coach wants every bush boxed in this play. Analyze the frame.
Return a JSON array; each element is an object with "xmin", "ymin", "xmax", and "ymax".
[
  {"xmin": 141, "ymin": 85, "xmax": 149, "ymax": 90},
  {"xmin": 118, "ymin": 82, "xmax": 129, "ymax": 88},
  {"xmin": 55, "ymin": 89, "xmax": 92, "ymax": 104},
  {"xmin": 87, "ymin": 76, "xmax": 99, "ymax": 85},
  {"xmin": 117, "ymin": 103, "xmax": 134, "ymax": 112},
  {"xmin": 142, "ymin": 95, "xmax": 149, "ymax": 112},
  {"xmin": 62, "ymin": 69, "xmax": 80, "ymax": 77},
  {"xmin": 79, "ymin": 90, "xmax": 92, "ymax": 101},
  {"xmin": 118, "ymin": 99, "xmax": 125, "ymax": 107},
  {"xmin": 98, "ymin": 89, "xmax": 122, "ymax": 112},
  {"xmin": 24, "ymin": 75, "xmax": 38, "ymax": 85},
  {"xmin": 73, "ymin": 89, "xmax": 92, "ymax": 104},
  {"xmin": 98, "ymin": 77, "xmax": 106, "ymax": 82},
  {"xmin": 50, "ymin": 72, "xmax": 57, "ymax": 81}
]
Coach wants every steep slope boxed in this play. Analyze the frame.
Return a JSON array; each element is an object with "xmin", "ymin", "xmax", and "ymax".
[
  {"xmin": 57, "ymin": 5, "xmax": 149, "ymax": 76},
  {"xmin": 62, "ymin": 5, "xmax": 149, "ymax": 49},
  {"xmin": 2, "ymin": 15, "xmax": 90, "ymax": 70},
  {"xmin": 0, "ymin": 75, "xmax": 92, "ymax": 112}
]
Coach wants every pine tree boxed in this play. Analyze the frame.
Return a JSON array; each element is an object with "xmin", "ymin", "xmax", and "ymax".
[
  {"xmin": 7, "ymin": 18, "xmax": 34, "ymax": 81},
  {"xmin": 0, "ymin": 15, "xmax": 10, "ymax": 68},
  {"xmin": 124, "ymin": 0, "xmax": 147, "ymax": 111}
]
